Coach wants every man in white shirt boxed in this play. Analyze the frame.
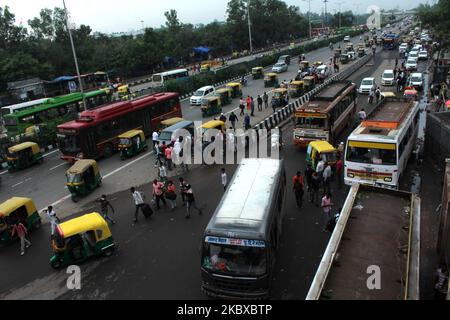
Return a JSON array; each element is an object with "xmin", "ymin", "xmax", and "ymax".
[
  {"xmin": 44, "ymin": 205, "xmax": 60, "ymax": 237},
  {"xmin": 221, "ymin": 168, "xmax": 227, "ymax": 191},
  {"xmin": 130, "ymin": 187, "xmax": 145, "ymax": 223},
  {"xmin": 316, "ymin": 159, "xmax": 325, "ymax": 187},
  {"xmin": 152, "ymin": 131, "xmax": 159, "ymax": 148},
  {"xmin": 322, "ymin": 162, "xmax": 332, "ymax": 194},
  {"xmin": 358, "ymin": 108, "xmax": 367, "ymax": 121}
]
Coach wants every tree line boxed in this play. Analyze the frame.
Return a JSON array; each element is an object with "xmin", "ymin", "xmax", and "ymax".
[{"xmin": 0, "ymin": 0, "xmax": 367, "ymax": 93}]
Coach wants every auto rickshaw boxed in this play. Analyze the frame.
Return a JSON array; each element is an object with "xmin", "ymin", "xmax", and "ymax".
[
  {"xmin": 264, "ymin": 73, "xmax": 279, "ymax": 88},
  {"xmin": 313, "ymin": 61, "xmax": 323, "ymax": 68},
  {"xmin": 200, "ymin": 120, "xmax": 226, "ymax": 151},
  {"xmin": 340, "ymin": 53, "xmax": 350, "ymax": 64},
  {"xmin": 160, "ymin": 117, "xmax": 185, "ymax": 129},
  {"xmin": 118, "ymin": 129, "xmax": 147, "ymax": 160},
  {"xmin": 289, "ymin": 81, "xmax": 304, "ymax": 98},
  {"xmin": 66, "ymin": 159, "xmax": 102, "ymax": 202},
  {"xmin": 303, "ymin": 76, "xmax": 316, "ymax": 92},
  {"xmin": 201, "ymin": 96, "xmax": 222, "ymax": 118},
  {"xmin": 49, "ymin": 212, "xmax": 115, "ymax": 269},
  {"xmin": 381, "ymin": 91, "xmax": 396, "ymax": 99},
  {"xmin": 7, "ymin": 142, "xmax": 43, "ymax": 172},
  {"xmin": 358, "ymin": 43, "xmax": 365, "ymax": 50},
  {"xmin": 215, "ymin": 87, "xmax": 232, "ymax": 105},
  {"xmin": 200, "ymin": 63, "xmax": 211, "ymax": 72},
  {"xmin": 118, "ymin": 84, "xmax": 133, "ymax": 100},
  {"xmin": 306, "ymin": 141, "xmax": 338, "ymax": 170},
  {"xmin": 299, "ymin": 61, "xmax": 310, "ymax": 72},
  {"xmin": 358, "ymin": 47, "xmax": 366, "ymax": 57},
  {"xmin": 271, "ymin": 88, "xmax": 288, "ymax": 108},
  {"xmin": 0, "ymin": 197, "xmax": 41, "ymax": 243},
  {"xmin": 226, "ymin": 82, "xmax": 242, "ymax": 98},
  {"xmin": 334, "ymin": 48, "xmax": 342, "ymax": 58},
  {"xmin": 252, "ymin": 67, "xmax": 264, "ymax": 80}
]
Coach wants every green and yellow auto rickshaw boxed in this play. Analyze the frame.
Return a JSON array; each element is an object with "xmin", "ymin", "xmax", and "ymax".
[
  {"xmin": 299, "ymin": 61, "xmax": 310, "ymax": 72},
  {"xmin": 345, "ymin": 43, "xmax": 353, "ymax": 52},
  {"xmin": 66, "ymin": 160, "xmax": 102, "ymax": 202},
  {"xmin": 0, "ymin": 197, "xmax": 41, "ymax": 243},
  {"xmin": 271, "ymin": 88, "xmax": 288, "ymax": 108},
  {"xmin": 264, "ymin": 73, "xmax": 279, "ymax": 88},
  {"xmin": 118, "ymin": 85, "xmax": 132, "ymax": 100},
  {"xmin": 303, "ymin": 76, "xmax": 316, "ymax": 92},
  {"xmin": 252, "ymin": 67, "xmax": 264, "ymax": 80},
  {"xmin": 200, "ymin": 63, "xmax": 211, "ymax": 72},
  {"xmin": 50, "ymin": 212, "xmax": 115, "ymax": 269},
  {"xmin": 226, "ymin": 82, "xmax": 242, "ymax": 98},
  {"xmin": 306, "ymin": 141, "xmax": 337, "ymax": 170},
  {"xmin": 215, "ymin": 88, "xmax": 233, "ymax": 105},
  {"xmin": 358, "ymin": 47, "xmax": 366, "ymax": 57},
  {"xmin": 289, "ymin": 81, "xmax": 305, "ymax": 98},
  {"xmin": 340, "ymin": 53, "xmax": 350, "ymax": 64},
  {"xmin": 160, "ymin": 117, "xmax": 185, "ymax": 130},
  {"xmin": 6, "ymin": 142, "xmax": 43, "ymax": 172},
  {"xmin": 201, "ymin": 95, "xmax": 222, "ymax": 118},
  {"xmin": 118, "ymin": 129, "xmax": 147, "ymax": 160}
]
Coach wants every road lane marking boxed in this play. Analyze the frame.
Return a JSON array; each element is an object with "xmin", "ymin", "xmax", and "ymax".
[
  {"xmin": 0, "ymin": 170, "xmax": 7, "ymax": 175},
  {"xmin": 49, "ymin": 163, "xmax": 66, "ymax": 171},
  {"xmin": 43, "ymin": 149, "xmax": 59, "ymax": 157},
  {"xmin": 11, "ymin": 181, "xmax": 24, "ymax": 188}
]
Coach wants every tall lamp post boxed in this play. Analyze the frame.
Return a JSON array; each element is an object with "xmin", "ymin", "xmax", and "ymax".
[
  {"xmin": 62, "ymin": 0, "xmax": 86, "ymax": 111},
  {"xmin": 302, "ymin": 0, "xmax": 312, "ymax": 39},
  {"xmin": 337, "ymin": 2, "xmax": 345, "ymax": 29},
  {"xmin": 247, "ymin": 0, "xmax": 253, "ymax": 53}
]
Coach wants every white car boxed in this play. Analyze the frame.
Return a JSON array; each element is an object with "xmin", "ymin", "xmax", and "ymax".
[
  {"xmin": 399, "ymin": 43, "xmax": 408, "ymax": 54},
  {"xmin": 272, "ymin": 62, "xmax": 288, "ymax": 73},
  {"xmin": 316, "ymin": 65, "xmax": 331, "ymax": 79},
  {"xmin": 190, "ymin": 85, "xmax": 215, "ymax": 106},
  {"xmin": 418, "ymin": 50, "xmax": 428, "ymax": 60},
  {"xmin": 358, "ymin": 77, "xmax": 376, "ymax": 94},
  {"xmin": 408, "ymin": 73, "xmax": 423, "ymax": 91},
  {"xmin": 405, "ymin": 58, "xmax": 418, "ymax": 71},
  {"xmin": 408, "ymin": 50, "xmax": 419, "ymax": 61},
  {"xmin": 344, "ymin": 36, "xmax": 350, "ymax": 42},
  {"xmin": 381, "ymin": 70, "xmax": 395, "ymax": 86}
]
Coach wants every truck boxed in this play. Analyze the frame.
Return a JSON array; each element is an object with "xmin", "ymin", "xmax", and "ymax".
[{"xmin": 306, "ymin": 183, "xmax": 421, "ymax": 300}]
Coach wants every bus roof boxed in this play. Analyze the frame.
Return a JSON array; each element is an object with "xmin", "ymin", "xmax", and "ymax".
[
  {"xmin": 204, "ymin": 158, "xmax": 284, "ymax": 239},
  {"xmin": 4, "ymin": 89, "xmax": 108, "ymax": 119},
  {"xmin": 307, "ymin": 184, "xmax": 420, "ymax": 300},
  {"xmin": 299, "ymin": 80, "xmax": 355, "ymax": 113},
  {"xmin": 1, "ymin": 98, "xmax": 50, "ymax": 112},
  {"xmin": 57, "ymin": 92, "xmax": 179, "ymax": 130},
  {"xmin": 153, "ymin": 68, "xmax": 188, "ymax": 77},
  {"xmin": 349, "ymin": 97, "xmax": 419, "ymax": 142}
]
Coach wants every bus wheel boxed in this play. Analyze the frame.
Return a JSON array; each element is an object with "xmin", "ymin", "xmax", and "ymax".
[{"xmin": 103, "ymin": 144, "xmax": 114, "ymax": 158}]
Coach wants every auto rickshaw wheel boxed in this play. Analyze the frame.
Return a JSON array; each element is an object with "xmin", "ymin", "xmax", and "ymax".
[
  {"xmin": 50, "ymin": 259, "xmax": 62, "ymax": 269},
  {"xmin": 38, "ymin": 157, "xmax": 44, "ymax": 164},
  {"xmin": 103, "ymin": 143, "xmax": 114, "ymax": 158},
  {"xmin": 32, "ymin": 219, "xmax": 42, "ymax": 230},
  {"xmin": 71, "ymin": 195, "xmax": 79, "ymax": 203},
  {"xmin": 103, "ymin": 247, "xmax": 114, "ymax": 257}
]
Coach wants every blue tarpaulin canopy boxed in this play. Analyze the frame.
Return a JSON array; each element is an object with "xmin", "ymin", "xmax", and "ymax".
[
  {"xmin": 52, "ymin": 76, "xmax": 75, "ymax": 83},
  {"xmin": 193, "ymin": 46, "xmax": 211, "ymax": 54}
]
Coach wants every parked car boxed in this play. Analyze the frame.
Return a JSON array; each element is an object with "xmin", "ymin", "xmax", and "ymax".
[
  {"xmin": 358, "ymin": 77, "xmax": 376, "ymax": 94},
  {"xmin": 272, "ymin": 62, "xmax": 288, "ymax": 73},
  {"xmin": 190, "ymin": 85, "xmax": 215, "ymax": 106},
  {"xmin": 381, "ymin": 70, "xmax": 395, "ymax": 86},
  {"xmin": 405, "ymin": 58, "xmax": 418, "ymax": 71},
  {"xmin": 418, "ymin": 50, "xmax": 428, "ymax": 60},
  {"xmin": 408, "ymin": 72, "xmax": 423, "ymax": 91}
]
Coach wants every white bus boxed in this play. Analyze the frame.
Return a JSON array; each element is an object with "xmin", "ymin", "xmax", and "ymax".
[
  {"xmin": 1, "ymin": 98, "xmax": 50, "ymax": 118},
  {"xmin": 151, "ymin": 68, "xmax": 189, "ymax": 87},
  {"xmin": 344, "ymin": 97, "xmax": 420, "ymax": 188}
]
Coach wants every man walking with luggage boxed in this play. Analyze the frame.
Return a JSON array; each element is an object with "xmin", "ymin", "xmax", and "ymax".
[
  {"xmin": 99, "ymin": 195, "xmax": 116, "ymax": 225},
  {"xmin": 130, "ymin": 187, "xmax": 145, "ymax": 224}
]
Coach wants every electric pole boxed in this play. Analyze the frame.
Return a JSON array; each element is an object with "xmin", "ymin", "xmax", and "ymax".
[
  {"xmin": 337, "ymin": 2, "xmax": 344, "ymax": 29},
  {"xmin": 247, "ymin": 0, "xmax": 253, "ymax": 53},
  {"xmin": 324, "ymin": 0, "xmax": 328, "ymax": 27},
  {"xmin": 302, "ymin": 0, "xmax": 312, "ymax": 39}
]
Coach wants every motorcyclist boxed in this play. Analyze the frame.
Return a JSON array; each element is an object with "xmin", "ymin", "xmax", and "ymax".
[{"xmin": 240, "ymin": 75, "xmax": 247, "ymax": 86}]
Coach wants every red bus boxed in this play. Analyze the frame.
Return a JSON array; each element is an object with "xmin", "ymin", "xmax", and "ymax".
[{"xmin": 57, "ymin": 92, "xmax": 181, "ymax": 162}]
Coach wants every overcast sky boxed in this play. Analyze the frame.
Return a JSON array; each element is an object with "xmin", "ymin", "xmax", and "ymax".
[{"xmin": 2, "ymin": 0, "xmax": 426, "ymax": 33}]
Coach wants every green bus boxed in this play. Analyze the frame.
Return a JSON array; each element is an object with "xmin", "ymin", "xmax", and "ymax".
[{"xmin": 3, "ymin": 89, "xmax": 112, "ymax": 141}]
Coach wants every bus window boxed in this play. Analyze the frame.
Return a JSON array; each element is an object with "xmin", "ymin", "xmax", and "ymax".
[{"xmin": 295, "ymin": 117, "xmax": 326, "ymax": 129}]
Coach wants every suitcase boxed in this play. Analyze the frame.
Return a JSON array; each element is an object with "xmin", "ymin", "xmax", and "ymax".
[{"xmin": 141, "ymin": 203, "xmax": 153, "ymax": 218}]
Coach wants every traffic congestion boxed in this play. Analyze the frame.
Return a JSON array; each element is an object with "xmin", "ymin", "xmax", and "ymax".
[{"xmin": 0, "ymin": 3, "xmax": 448, "ymax": 302}]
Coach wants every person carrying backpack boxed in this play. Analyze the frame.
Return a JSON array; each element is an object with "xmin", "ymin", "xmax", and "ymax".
[{"xmin": 292, "ymin": 171, "xmax": 305, "ymax": 209}]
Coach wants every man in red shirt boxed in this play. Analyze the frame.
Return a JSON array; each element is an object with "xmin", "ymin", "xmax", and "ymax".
[
  {"xmin": 11, "ymin": 222, "xmax": 31, "ymax": 256},
  {"xmin": 165, "ymin": 145, "xmax": 173, "ymax": 170},
  {"xmin": 335, "ymin": 156, "xmax": 343, "ymax": 188},
  {"xmin": 292, "ymin": 171, "xmax": 305, "ymax": 209}
]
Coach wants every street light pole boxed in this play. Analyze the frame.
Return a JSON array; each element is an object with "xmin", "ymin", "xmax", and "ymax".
[
  {"xmin": 337, "ymin": 2, "xmax": 344, "ymax": 29},
  {"xmin": 62, "ymin": 0, "xmax": 86, "ymax": 111},
  {"xmin": 324, "ymin": 0, "xmax": 328, "ymax": 28},
  {"xmin": 247, "ymin": 0, "xmax": 253, "ymax": 53}
]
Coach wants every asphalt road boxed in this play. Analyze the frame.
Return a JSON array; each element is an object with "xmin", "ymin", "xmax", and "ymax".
[
  {"xmin": 1, "ymin": 41, "xmax": 428, "ymax": 299},
  {"xmin": 0, "ymin": 32, "xmax": 371, "ymax": 218}
]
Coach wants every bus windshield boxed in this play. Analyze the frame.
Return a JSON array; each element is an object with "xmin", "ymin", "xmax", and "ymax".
[
  {"xmin": 346, "ymin": 143, "xmax": 397, "ymax": 165},
  {"xmin": 57, "ymin": 133, "xmax": 80, "ymax": 153},
  {"xmin": 202, "ymin": 243, "xmax": 267, "ymax": 276},
  {"xmin": 295, "ymin": 116, "xmax": 326, "ymax": 129}
]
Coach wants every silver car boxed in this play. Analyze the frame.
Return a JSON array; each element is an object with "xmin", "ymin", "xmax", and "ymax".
[{"xmin": 272, "ymin": 62, "xmax": 288, "ymax": 73}]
